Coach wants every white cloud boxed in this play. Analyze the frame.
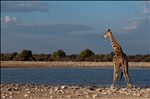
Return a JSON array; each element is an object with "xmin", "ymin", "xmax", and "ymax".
[
  {"xmin": 12, "ymin": 17, "xmax": 17, "ymax": 22},
  {"xmin": 4, "ymin": 16, "xmax": 11, "ymax": 22},
  {"xmin": 123, "ymin": 18, "xmax": 144, "ymax": 31},
  {"xmin": 1, "ymin": 16, "xmax": 93, "ymax": 36},
  {"xmin": 124, "ymin": 25, "xmax": 137, "ymax": 30},
  {"xmin": 143, "ymin": 9, "xmax": 150, "ymax": 15},
  {"xmin": 69, "ymin": 30, "xmax": 99, "ymax": 35},
  {"xmin": 140, "ymin": 1, "xmax": 150, "ymax": 15},
  {"xmin": 123, "ymin": 2, "xmax": 149, "ymax": 33},
  {"xmin": 1, "ymin": 16, "xmax": 21, "ymax": 24},
  {"xmin": 1, "ymin": 1, "xmax": 49, "ymax": 12}
]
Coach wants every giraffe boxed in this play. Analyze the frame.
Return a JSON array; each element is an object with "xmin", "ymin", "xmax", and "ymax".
[{"xmin": 103, "ymin": 29, "xmax": 132, "ymax": 88}]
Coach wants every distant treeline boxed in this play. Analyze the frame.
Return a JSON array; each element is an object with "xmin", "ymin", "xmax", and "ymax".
[{"xmin": 0, "ymin": 49, "xmax": 150, "ymax": 62}]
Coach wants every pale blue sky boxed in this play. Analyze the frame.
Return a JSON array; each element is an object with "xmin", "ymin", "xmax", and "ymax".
[{"xmin": 1, "ymin": 1, "xmax": 150, "ymax": 55}]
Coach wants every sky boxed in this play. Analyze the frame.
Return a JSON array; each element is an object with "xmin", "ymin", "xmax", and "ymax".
[{"xmin": 1, "ymin": 1, "xmax": 150, "ymax": 55}]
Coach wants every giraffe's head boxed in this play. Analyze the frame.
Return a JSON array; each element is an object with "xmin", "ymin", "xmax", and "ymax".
[{"xmin": 103, "ymin": 29, "xmax": 111, "ymax": 38}]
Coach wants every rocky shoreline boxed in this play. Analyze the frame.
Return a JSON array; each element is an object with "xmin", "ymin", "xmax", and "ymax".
[
  {"xmin": 1, "ymin": 84, "xmax": 150, "ymax": 99},
  {"xmin": 1, "ymin": 61, "xmax": 150, "ymax": 68}
]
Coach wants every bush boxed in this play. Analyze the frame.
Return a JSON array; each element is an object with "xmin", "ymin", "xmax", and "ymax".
[
  {"xmin": 10, "ymin": 52, "xmax": 18, "ymax": 60},
  {"xmin": 14, "ymin": 50, "xmax": 35, "ymax": 61},
  {"xmin": 0, "ymin": 53, "xmax": 6, "ymax": 61},
  {"xmin": 51, "ymin": 49, "xmax": 66, "ymax": 61},
  {"xmin": 53, "ymin": 49, "xmax": 66, "ymax": 57},
  {"xmin": 1, "ymin": 50, "xmax": 150, "ymax": 62},
  {"xmin": 80, "ymin": 49, "xmax": 95, "ymax": 58},
  {"xmin": 143, "ymin": 54, "xmax": 150, "ymax": 62},
  {"xmin": 33, "ymin": 54, "xmax": 52, "ymax": 61}
]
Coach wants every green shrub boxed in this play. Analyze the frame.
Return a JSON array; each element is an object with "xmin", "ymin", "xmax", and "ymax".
[{"xmin": 80, "ymin": 49, "xmax": 95, "ymax": 59}]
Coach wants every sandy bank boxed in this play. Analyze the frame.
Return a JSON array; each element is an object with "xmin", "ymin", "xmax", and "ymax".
[
  {"xmin": 1, "ymin": 84, "xmax": 150, "ymax": 99},
  {"xmin": 1, "ymin": 61, "xmax": 150, "ymax": 68}
]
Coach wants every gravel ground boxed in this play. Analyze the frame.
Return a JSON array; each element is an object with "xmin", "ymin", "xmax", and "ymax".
[
  {"xmin": 1, "ymin": 61, "xmax": 150, "ymax": 68},
  {"xmin": 1, "ymin": 84, "xmax": 150, "ymax": 99}
]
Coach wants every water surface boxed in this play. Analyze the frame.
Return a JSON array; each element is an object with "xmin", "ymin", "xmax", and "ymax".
[{"xmin": 1, "ymin": 67, "xmax": 150, "ymax": 88}]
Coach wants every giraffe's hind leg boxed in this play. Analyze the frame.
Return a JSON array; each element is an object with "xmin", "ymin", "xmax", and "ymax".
[
  {"xmin": 111, "ymin": 62, "xmax": 120, "ymax": 88},
  {"xmin": 122, "ymin": 61, "xmax": 132, "ymax": 88}
]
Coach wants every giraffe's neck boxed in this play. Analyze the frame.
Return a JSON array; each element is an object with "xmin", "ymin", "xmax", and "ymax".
[{"xmin": 109, "ymin": 33, "xmax": 123, "ymax": 52}]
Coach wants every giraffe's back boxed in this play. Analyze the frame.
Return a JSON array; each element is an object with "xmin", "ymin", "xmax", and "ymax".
[{"xmin": 113, "ymin": 51, "xmax": 127, "ymax": 65}]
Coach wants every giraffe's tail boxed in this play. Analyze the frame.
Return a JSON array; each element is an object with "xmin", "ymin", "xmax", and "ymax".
[{"xmin": 120, "ymin": 71, "xmax": 123, "ymax": 81}]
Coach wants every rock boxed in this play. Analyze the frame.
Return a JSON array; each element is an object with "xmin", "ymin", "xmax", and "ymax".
[
  {"xmin": 2, "ymin": 95, "xmax": 6, "ymax": 98},
  {"xmin": 101, "ymin": 91, "xmax": 107, "ymax": 95},
  {"xmin": 89, "ymin": 87, "xmax": 95, "ymax": 91},
  {"xmin": 54, "ymin": 87, "xmax": 59, "ymax": 92},
  {"xmin": 75, "ymin": 92, "xmax": 82, "ymax": 96},
  {"xmin": 41, "ymin": 89, "xmax": 44, "ymax": 91},
  {"xmin": 61, "ymin": 85, "xmax": 66, "ymax": 89},
  {"xmin": 83, "ymin": 91, "xmax": 89, "ymax": 95},
  {"xmin": 136, "ymin": 93, "xmax": 141, "ymax": 97},
  {"xmin": 14, "ymin": 87, "xmax": 19, "ymax": 91},
  {"xmin": 27, "ymin": 91, "xmax": 30, "ymax": 93},
  {"xmin": 15, "ymin": 84, "xmax": 19, "ymax": 87},
  {"xmin": 93, "ymin": 94, "xmax": 98, "ymax": 98},
  {"xmin": 107, "ymin": 88, "xmax": 112, "ymax": 94},
  {"xmin": 10, "ymin": 84, "xmax": 15, "ymax": 86},
  {"xmin": 144, "ymin": 94, "xmax": 149, "ymax": 97},
  {"xmin": 57, "ymin": 90, "xmax": 64, "ymax": 94},
  {"xmin": 122, "ymin": 88, "xmax": 128, "ymax": 92},
  {"xmin": 96, "ymin": 88, "xmax": 103, "ymax": 92},
  {"xmin": 86, "ymin": 95, "xmax": 90, "ymax": 98},
  {"xmin": 7, "ymin": 88, "xmax": 12, "ymax": 91},
  {"xmin": 65, "ymin": 90, "xmax": 69, "ymax": 93},
  {"xmin": 9, "ymin": 92, "xmax": 13, "ymax": 95},
  {"xmin": 125, "ymin": 92, "xmax": 130, "ymax": 95},
  {"xmin": 35, "ymin": 86, "xmax": 38, "ymax": 90},
  {"xmin": 24, "ymin": 94, "xmax": 28, "ymax": 97},
  {"xmin": 9, "ymin": 96, "xmax": 13, "ymax": 98},
  {"xmin": 49, "ymin": 91, "xmax": 53, "ymax": 94},
  {"xmin": 5, "ymin": 94, "xmax": 8, "ymax": 97},
  {"xmin": 66, "ymin": 95, "xmax": 72, "ymax": 98},
  {"xmin": 50, "ymin": 96, "xmax": 53, "ymax": 98},
  {"xmin": 8, "ymin": 87, "xmax": 19, "ymax": 91}
]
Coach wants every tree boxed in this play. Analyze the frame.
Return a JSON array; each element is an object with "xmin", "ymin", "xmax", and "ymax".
[
  {"xmin": 53, "ymin": 49, "xmax": 66, "ymax": 57},
  {"xmin": 143, "ymin": 54, "xmax": 150, "ymax": 62},
  {"xmin": 0, "ymin": 53, "xmax": 6, "ymax": 61},
  {"xmin": 80, "ymin": 49, "xmax": 95, "ymax": 58},
  {"xmin": 51, "ymin": 49, "xmax": 66, "ymax": 61},
  {"xmin": 10, "ymin": 52, "xmax": 18, "ymax": 60},
  {"xmin": 14, "ymin": 50, "xmax": 35, "ymax": 61}
]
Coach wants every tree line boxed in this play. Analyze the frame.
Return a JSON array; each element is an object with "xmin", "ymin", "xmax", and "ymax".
[{"xmin": 0, "ymin": 49, "xmax": 150, "ymax": 62}]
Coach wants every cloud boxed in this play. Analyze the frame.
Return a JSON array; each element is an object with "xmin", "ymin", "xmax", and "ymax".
[
  {"xmin": 122, "ymin": 17, "xmax": 149, "ymax": 44},
  {"xmin": 120, "ymin": 2, "xmax": 149, "ymax": 54},
  {"xmin": 1, "ymin": 16, "xmax": 21, "ymax": 24},
  {"xmin": 120, "ymin": 2, "xmax": 149, "ymax": 45},
  {"xmin": 1, "ymin": 1, "xmax": 49, "ymax": 12},
  {"xmin": 140, "ymin": 1, "xmax": 150, "ymax": 15},
  {"xmin": 123, "ymin": 2, "xmax": 149, "ymax": 34},
  {"xmin": 1, "ymin": 16, "xmax": 93, "ymax": 36},
  {"xmin": 123, "ymin": 14, "xmax": 149, "ymax": 35},
  {"xmin": 123, "ymin": 17, "xmax": 146, "ymax": 31}
]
